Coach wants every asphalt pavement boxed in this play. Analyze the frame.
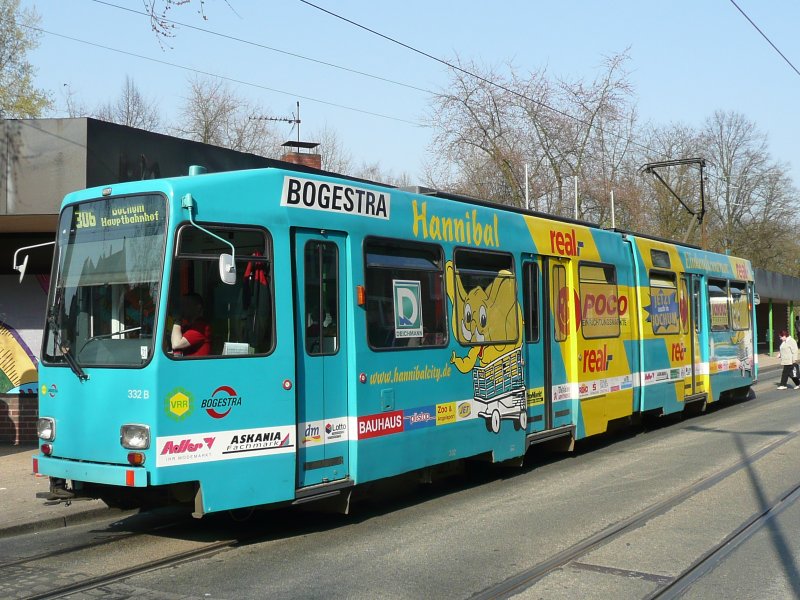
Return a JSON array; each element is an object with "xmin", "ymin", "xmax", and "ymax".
[{"xmin": 0, "ymin": 352, "xmax": 783, "ymax": 539}]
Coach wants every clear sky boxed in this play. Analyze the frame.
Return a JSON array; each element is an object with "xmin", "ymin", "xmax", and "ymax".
[{"xmin": 22, "ymin": 0, "xmax": 800, "ymax": 187}]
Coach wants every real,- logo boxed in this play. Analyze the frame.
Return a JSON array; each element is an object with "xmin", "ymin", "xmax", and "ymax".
[
  {"xmin": 165, "ymin": 387, "xmax": 194, "ymax": 420},
  {"xmin": 671, "ymin": 342, "xmax": 687, "ymax": 362},
  {"xmin": 582, "ymin": 344, "xmax": 613, "ymax": 373},
  {"xmin": 550, "ymin": 228, "xmax": 583, "ymax": 256}
]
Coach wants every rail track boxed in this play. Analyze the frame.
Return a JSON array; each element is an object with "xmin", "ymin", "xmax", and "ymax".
[{"xmin": 473, "ymin": 427, "xmax": 800, "ymax": 599}]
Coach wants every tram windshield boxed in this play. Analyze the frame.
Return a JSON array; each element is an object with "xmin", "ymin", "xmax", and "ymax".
[{"xmin": 43, "ymin": 194, "xmax": 167, "ymax": 369}]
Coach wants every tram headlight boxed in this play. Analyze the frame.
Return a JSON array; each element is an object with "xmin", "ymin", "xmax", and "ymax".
[
  {"xmin": 120, "ymin": 424, "xmax": 150, "ymax": 450},
  {"xmin": 37, "ymin": 417, "xmax": 55, "ymax": 441}
]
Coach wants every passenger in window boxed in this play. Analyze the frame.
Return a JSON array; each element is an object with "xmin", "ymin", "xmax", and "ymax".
[{"xmin": 170, "ymin": 293, "xmax": 212, "ymax": 357}]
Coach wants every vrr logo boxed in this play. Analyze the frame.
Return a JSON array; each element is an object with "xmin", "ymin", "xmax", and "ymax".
[{"xmin": 165, "ymin": 388, "xmax": 194, "ymax": 421}]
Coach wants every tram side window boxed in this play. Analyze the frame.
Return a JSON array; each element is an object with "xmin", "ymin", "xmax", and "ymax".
[
  {"xmin": 693, "ymin": 278, "xmax": 702, "ymax": 334},
  {"xmin": 579, "ymin": 263, "xmax": 620, "ymax": 339},
  {"xmin": 304, "ymin": 241, "xmax": 338, "ymax": 355},
  {"xmin": 165, "ymin": 225, "xmax": 274, "ymax": 358},
  {"xmin": 729, "ymin": 281, "xmax": 750, "ymax": 331},
  {"xmin": 553, "ymin": 265, "xmax": 568, "ymax": 342},
  {"xmin": 648, "ymin": 271, "xmax": 680, "ymax": 336},
  {"xmin": 680, "ymin": 277, "xmax": 690, "ymax": 334},
  {"xmin": 708, "ymin": 279, "xmax": 730, "ymax": 332},
  {"xmin": 365, "ymin": 238, "xmax": 447, "ymax": 349},
  {"xmin": 452, "ymin": 249, "xmax": 518, "ymax": 346},
  {"xmin": 523, "ymin": 262, "xmax": 540, "ymax": 343}
]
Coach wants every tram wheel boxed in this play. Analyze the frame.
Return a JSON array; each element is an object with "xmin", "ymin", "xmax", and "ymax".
[{"xmin": 228, "ymin": 507, "xmax": 255, "ymax": 522}]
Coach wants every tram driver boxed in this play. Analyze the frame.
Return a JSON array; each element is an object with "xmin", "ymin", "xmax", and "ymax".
[{"xmin": 170, "ymin": 292, "xmax": 212, "ymax": 357}]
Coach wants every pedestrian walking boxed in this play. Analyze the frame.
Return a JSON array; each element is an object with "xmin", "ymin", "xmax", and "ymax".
[{"xmin": 777, "ymin": 329, "xmax": 800, "ymax": 389}]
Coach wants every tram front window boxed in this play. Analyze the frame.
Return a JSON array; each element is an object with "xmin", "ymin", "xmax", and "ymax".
[{"xmin": 43, "ymin": 194, "xmax": 166, "ymax": 368}]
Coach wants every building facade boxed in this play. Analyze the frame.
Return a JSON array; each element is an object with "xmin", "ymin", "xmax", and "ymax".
[{"xmin": 0, "ymin": 118, "xmax": 321, "ymax": 443}]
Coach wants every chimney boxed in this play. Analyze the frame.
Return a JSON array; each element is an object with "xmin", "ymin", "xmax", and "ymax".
[{"xmin": 281, "ymin": 140, "xmax": 321, "ymax": 170}]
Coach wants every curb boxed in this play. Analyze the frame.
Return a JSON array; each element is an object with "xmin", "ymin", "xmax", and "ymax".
[{"xmin": 0, "ymin": 506, "xmax": 132, "ymax": 540}]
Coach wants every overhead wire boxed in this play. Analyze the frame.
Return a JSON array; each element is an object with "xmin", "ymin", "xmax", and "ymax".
[
  {"xmin": 296, "ymin": 0, "xmax": 774, "ymax": 198},
  {"xmin": 728, "ymin": 0, "xmax": 800, "ymax": 78},
  {"xmin": 31, "ymin": 2, "xmax": 785, "ymax": 206},
  {"xmin": 22, "ymin": 23, "xmax": 424, "ymax": 127},
  {"xmin": 89, "ymin": 0, "xmax": 433, "ymax": 95}
]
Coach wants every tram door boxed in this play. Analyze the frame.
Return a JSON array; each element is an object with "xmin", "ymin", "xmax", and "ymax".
[
  {"xmin": 683, "ymin": 274, "xmax": 701, "ymax": 397},
  {"xmin": 547, "ymin": 258, "xmax": 574, "ymax": 429},
  {"xmin": 293, "ymin": 229, "xmax": 349, "ymax": 488},
  {"xmin": 522, "ymin": 257, "xmax": 571, "ymax": 432},
  {"xmin": 522, "ymin": 259, "xmax": 547, "ymax": 432}
]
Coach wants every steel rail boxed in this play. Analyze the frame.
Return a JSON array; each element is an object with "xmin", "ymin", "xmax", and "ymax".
[
  {"xmin": 647, "ymin": 478, "xmax": 800, "ymax": 599},
  {"xmin": 22, "ymin": 537, "xmax": 241, "ymax": 600},
  {"xmin": 472, "ymin": 429, "xmax": 798, "ymax": 600}
]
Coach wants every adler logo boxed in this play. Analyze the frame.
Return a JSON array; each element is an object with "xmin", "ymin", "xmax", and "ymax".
[
  {"xmin": 550, "ymin": 229, "xmax": 583, "ymax": 257},
  {"xmin": 160, "ymin": 437, "xmax": 215, "ymax": 455}
]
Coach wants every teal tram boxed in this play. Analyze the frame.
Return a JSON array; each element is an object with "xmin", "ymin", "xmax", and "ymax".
[{"xmin": 26, "ymin": 163, "xmax": 757, "ymax": 515}]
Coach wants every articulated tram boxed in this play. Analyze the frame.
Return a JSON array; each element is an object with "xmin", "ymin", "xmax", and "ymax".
[{"xmin": 27, "ymin": 163, "xmax": 756, "ymax": 515}]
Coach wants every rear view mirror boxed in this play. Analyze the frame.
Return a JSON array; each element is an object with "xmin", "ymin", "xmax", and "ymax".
[
  {"xmin": 14, "ymin": 254, "xmax": 29, "ymax": 283},
  {"xmin": 219, "ymin": 253, "xmax": 236, "ymax": 285},
  {"xmin": 12, "ymin": 241, "xmax": 54, "ymax": 283}
]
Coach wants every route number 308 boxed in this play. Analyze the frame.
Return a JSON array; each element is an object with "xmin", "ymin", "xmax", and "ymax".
[{"xmin": 127, "ymin": 389, "xmax": 150, "ymax": 399}]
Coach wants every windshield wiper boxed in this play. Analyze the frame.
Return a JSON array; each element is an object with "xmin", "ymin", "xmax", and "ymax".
[
  {"xmin": 79, "ymin": 327, "xmax": 142, "ymax": 354},
  {"xmin": 47, "ymin": 304, "xmax": 88, "ymax": 382}
]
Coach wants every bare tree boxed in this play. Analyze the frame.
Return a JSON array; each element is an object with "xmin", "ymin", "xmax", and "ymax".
[
  {"xmin": 425, "ymin": 53, "xmax": 638, "ymax": 220},
  {"xmin": 637, "ymin": 112, "xmax": 800, "ymax": 271},
  {"xmin": 172, "ymin": 76, "xmax": 281, "ymax": 157},
  {"xmin": 94, "ymin": 76, "xmax": 161, "ymax": 131},
  {"xmin": 0, "ymin": 0, "xmax": 50, "ymax": 117},
  {"xmin": 426, "ymin": 58, "xmax": 529, "ymax": 206},
  {"xmin": 143, "ymin": 0, "xmax": 236, "ymax": 46},
  {"xmin": 61, "ymin": 84, "xmax": 90, "ymax": 118},
  {"xmin": 353, "ymin": 161, "xmax": 412, "ymax": 187},
  {"xmin": 701, "ymin": 110, "xmax": 800, "ymax": 271},
  {"xmin": 309, "ymin": 124, "xmax": 353, "ymax": 174}
]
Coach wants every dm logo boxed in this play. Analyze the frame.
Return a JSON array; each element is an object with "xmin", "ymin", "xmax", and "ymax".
[
  {"xmin": 393, "ymin": 279, "xmax": 423, "ymax": 338},
  {"xmin": 165, "ymin": 387, "xmax": 194, "ymax": 421}
]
